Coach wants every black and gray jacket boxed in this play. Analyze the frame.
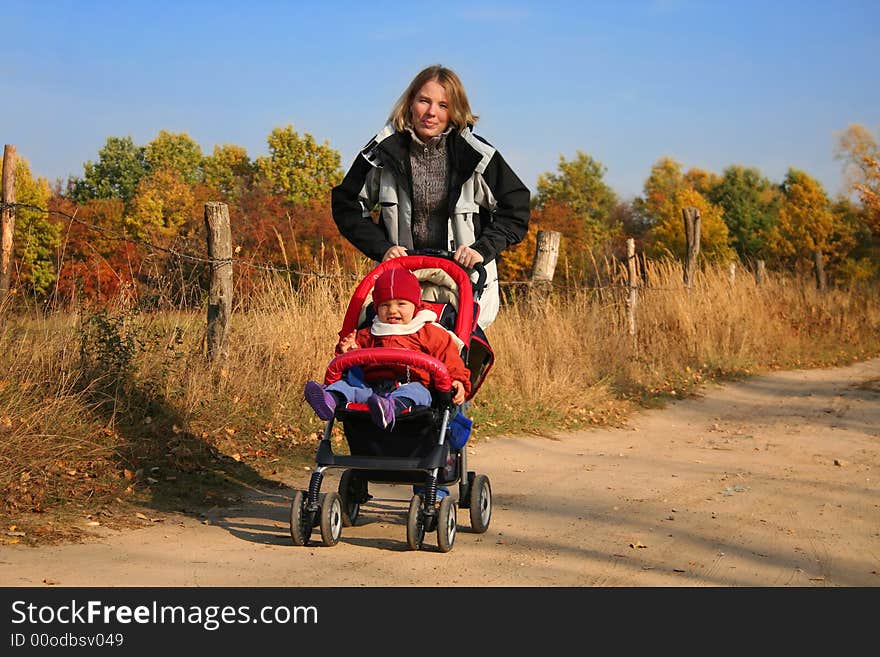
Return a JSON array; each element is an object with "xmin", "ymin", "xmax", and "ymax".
[{"xmin": 331, "ymin": 123, "xmax": 531, "ymax": 328}]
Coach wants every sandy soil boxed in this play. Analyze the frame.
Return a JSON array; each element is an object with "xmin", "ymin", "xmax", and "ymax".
[{"xmin": 2, "ymin": 359, "xmax": 879, "ymax": 587}]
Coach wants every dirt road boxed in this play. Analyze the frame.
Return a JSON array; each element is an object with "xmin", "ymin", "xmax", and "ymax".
[{"xmin": 2, "ymin": 359, "xmax": 879, "ymax": 587}]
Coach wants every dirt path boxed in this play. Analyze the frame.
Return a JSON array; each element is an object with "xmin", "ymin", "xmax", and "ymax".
[{"xmin": 2, "ymin": 359, "xmax": 879, "ymax": 587}]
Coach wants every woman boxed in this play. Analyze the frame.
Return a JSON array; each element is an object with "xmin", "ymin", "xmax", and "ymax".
[{"xmin": 331, "ymin": 65, "xmax": 530, "ymax": 329}]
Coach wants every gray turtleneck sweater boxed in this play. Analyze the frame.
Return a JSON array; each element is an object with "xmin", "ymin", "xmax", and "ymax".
[{"xmin": 408, "ymin": 128, "xmax": 450, "ymax": 251}]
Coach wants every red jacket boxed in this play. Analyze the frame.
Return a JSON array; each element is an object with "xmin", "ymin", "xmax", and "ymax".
[{"xmin": 336, "ymin": 312, "xmax": 472, "ymax": 395}]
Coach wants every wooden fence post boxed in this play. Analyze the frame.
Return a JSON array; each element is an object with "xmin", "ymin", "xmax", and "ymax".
[
  {"xmin": 1, "ymin": 145, "xmax": 17, "ymax": 298},
  {"xmin": 626, "ymin": 238, "xmax": 638, "ymax": 335},
  {"xmin": 205, "ymin": 202, "xmax": 233, "ymax": 361},
  {"xmin": 529, "ymin": 230, "xmax": 561, "ymax": 296},
  {"xmin": 682, "ymin": 206, "xmax": 701, "ymax": 288},
  {"xmin": 530, "ymin": 230, "xmax": 560, "ymax": 282},
  {"xmin": 813, "ymin": 250, "xmax": 827, "ymax": 292},
  {"xmin": 756, "ymin": 259, "xmax": 766, "ymax": 286}
]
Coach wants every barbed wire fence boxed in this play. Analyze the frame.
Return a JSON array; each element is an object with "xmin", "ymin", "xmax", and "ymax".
[
  {"xmin": 0, "ymin": 197, "xmax": 751, "ymax": 356},
  {"xmin": 0, "ymin": 201, "xmax": 690, "ymax": 290}
]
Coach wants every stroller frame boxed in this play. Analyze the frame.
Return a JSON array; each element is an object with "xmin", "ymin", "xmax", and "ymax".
[{"xmin": 289, "ymin": 252, "xmax": 493, "ymax": 552}]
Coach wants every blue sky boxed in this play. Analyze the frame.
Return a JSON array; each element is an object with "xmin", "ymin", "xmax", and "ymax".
[{"xmin": 4, "ymin": 0, "xmax": 878, "ymax": 201}]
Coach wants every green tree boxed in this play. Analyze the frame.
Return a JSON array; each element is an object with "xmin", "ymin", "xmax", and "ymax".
[
  {"xmin": 144, "ymin": 130, "xmax": 203, "ymax": 184},
  {"xmin": 70, "ymin": 136, "xmax": 147, "ymax": 203},
  {"xmin": 708, "ymin": 165, "xmax": 781, "ymax": 260},
  {"xmin": 202, "ymin": 144, "xmax": 254, "ymax": 198},
  {"xmin": 13, "ymin": 158, "xmax": 60, "ymax": 297},
  {"xmin": 534, "ymin": 150, "xmax": 619, "ymax": 246},
  {"xmin": 254, "ymin": 125, "xmax": 343, "ymax": 204},
  {"xmin": 829, "ymin": 196, "xmax": 877, "ymax": 284}
]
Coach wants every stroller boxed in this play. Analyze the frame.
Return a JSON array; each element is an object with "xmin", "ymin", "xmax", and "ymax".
[{"xmin": 289, "ymin": 251, "xmax": 495, "ymax": 552}]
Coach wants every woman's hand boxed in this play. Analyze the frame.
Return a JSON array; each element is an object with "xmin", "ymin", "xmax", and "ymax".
[
  {"xmin": 338, "ymin": 331, "xmax": 358, "ymax": 353},
  {"xmin": 453, "ymin": 245, "xmax": 484, "ymax": 269},
  {"xmin": 382, "ymin": 245, "xmax": 408, "ymax": 260},
  {"xmin": 451, "ymin": 380, "xmax": 466, "ymax": 405}
]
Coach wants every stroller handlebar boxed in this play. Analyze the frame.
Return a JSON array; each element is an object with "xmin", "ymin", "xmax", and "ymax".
[
  {"xmin": 408, "ymin": 249, "xmax": 487, "ymax": 300},
  {"xmin": 324, "ymin": 347, "xmax": 453, "ymax": 394}
]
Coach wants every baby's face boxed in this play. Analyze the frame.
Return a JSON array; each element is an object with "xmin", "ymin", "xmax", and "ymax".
[{"xmin": 376, "ymin": 299, "xmax": 416, "ymax": 324}]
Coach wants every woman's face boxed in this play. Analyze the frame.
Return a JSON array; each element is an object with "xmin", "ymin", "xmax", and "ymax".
[{"xmin": 409, "ymin": 79, "xmax": 450, "ymax": 142}]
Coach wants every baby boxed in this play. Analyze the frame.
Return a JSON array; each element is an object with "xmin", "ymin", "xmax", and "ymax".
[{"xmin": 303, "ymin": 266, "xmax": 471, "ymax": 429}]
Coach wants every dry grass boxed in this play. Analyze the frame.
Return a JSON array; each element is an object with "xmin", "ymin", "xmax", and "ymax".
[{"xmin": 1, "ymin": 257, "xmax": 878, "ymax": 540}]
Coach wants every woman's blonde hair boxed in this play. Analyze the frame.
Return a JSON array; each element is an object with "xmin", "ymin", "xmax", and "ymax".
[{"xmin": 389, "ymin": 65, "xmax": 479, "ymax": 132}]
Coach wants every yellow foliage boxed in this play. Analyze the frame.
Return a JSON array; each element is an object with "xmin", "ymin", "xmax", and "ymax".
[
  {"xmin": 127, "ymin": 168, "xmax": 197, "ymax": 243},
  {"xmin": 765, "ymin": 169, "xmax": 847, "ymax": 263},
  {"xmin": 646, "ymin": 187, "xmax": 733, "ymax": 262},
  {"xmin": 497, "ymin": 221, "xmax": 537, "ymax": 281}
]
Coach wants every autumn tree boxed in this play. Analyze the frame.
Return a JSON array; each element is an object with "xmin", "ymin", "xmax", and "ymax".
[
  {"xmin": 707, "ymin": 165, "xmax": 781, "ymax": 261},
  {"xmin": 828, "ymin": 196, "xmax": 877, "ymax": 284},
  {"xmin": 127, "ymin": 168, "xmax": 198, "ymax": 244},
  {"xmin": 683, "ymin": 168, "xmax": 721, "ymax": 196},
  {"xmin": 534, "ymin": 150, "xmax": 619, "ymax": 247},
  {"xmin": 202, "ymin": 144, "xmax": 254, "ymax": 199},
  {"xmin": 69, "ymin": 136, "xmax": 147, "ymax": 204},
  {"xmin": 255, "ymin": 125, "xmax": 343, "ymax": 204},
  {"xmin": 144, "ymin": 130, "xmax": 203, "ymax": 184},
  {"xmin": 12, "ymin": 157, "xmax": 59, "ymax": 298},
  {"xmin": 835, "ymin": 123, "xmax": 880, "ymax": 232},
  {"xmin": 766, "ymin": 169, "xmax": 856, "ymax": 279},
  {"xmin": 636, "ymin": 157, "xmax": 732, "ymax": 262}
]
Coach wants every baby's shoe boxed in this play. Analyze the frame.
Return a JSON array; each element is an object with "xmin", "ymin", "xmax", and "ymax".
[
  {"xmin": 367, "ymin": 393, "xmax": 396, "ymax": 430},
  {"xmin": 304, "ymin": 381, "xmax": 336, "ymax": 421}
]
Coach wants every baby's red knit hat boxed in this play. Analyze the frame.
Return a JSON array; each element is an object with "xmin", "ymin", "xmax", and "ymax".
[{"xmin": 372, "ymin": 267, "xmax": 422, "ymax": 306}]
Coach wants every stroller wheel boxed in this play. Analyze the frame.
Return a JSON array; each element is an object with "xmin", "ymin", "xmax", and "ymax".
[
  {"xmin": 406, "ymin": 494, "xmax": 425, "ymax": 550},
  {"xmin": 289, "ymin": 490, "xmax": 312, "ymax": 546},
  {"xmin": 337, "ymin": 470, "xmax": 361, "ymax": 527},
  {"xmin": 468, "ymin": 474, "xmax": 492, "ymax": 534},
  {"xmin": 436, "ymin": 495, "xmax": 457, "ymax": 553},
  {"xmin": 319, "ymin": 492, "xmax": 343, "ymax": 547}
]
